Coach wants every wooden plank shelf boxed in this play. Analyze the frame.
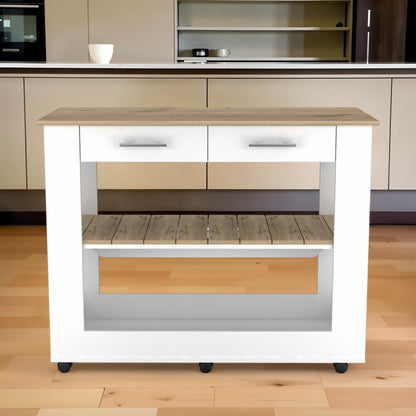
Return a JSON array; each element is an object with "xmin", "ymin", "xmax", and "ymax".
[{"xmin": 82, "ymin": 214, "xmax": 333, "ymax": 246}]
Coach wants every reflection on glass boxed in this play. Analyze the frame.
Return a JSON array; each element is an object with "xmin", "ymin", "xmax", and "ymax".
[{"xmin": 0, "ymin": 14, "xmax": 37, "ymax": 43}]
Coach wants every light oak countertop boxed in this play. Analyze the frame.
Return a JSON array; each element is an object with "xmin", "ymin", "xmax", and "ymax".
[{"xmin": 38, "ymin": 107, "xmax": 379, "ymax": 126}]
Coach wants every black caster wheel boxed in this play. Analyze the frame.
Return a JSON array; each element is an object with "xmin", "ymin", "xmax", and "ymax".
[
  {"xmin": 333, "ymin": 363, "xmax": 348, "ymax": 373},
  {"xmin": 199, "ymin": 362, "xmax": 213, "ymax": 373},
  {"xmin": 57, "ymin": 362, "xmax": 73, "ymax": 373}
]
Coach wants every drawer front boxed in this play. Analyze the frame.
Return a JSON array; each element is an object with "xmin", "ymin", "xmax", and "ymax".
[
  {"xmin": 208, "ymin": 126, "xmax": 336, "ymax": 162},
  {"xmin": 81, "ymin": 126, "xmax": 207, "ymax": 162}
]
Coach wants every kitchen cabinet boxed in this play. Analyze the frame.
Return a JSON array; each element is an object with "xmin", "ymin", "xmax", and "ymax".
[
  {"xmin": 24, "ymin": 78, "xmax": 206, "ymax": 189},
  {"xmin": 208, "ymin": 78, "xmax": 390, "ymax": 190},
  {"xmin": 0, "ymin": 78, "xmax": 26, "ymax": 189},
  {"xmin": 89, "ymin": 0, "xmax": 174, "ymax": 63},
  {"xmin": 390, "ymin": 79, "xmax": 416, "ymax": 189},
  {"xmin": 176, "ymin": 0, "xmax": 353, "ymax": 62},
  {"xmin": 41, "ymin": 106, "xmax": 375, "ymax": 370},
  {"xmin": 353, "ymin": 0, "xmax": 408, "ymax": 63},
  {"xmin": 45, "ymin": 0, "xmax": 89, "ymax": 63}
]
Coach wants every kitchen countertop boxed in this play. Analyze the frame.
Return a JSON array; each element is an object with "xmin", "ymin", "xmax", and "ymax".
[
  {"xmin": 1, "ymin": 62, "xmax": 416, "ymax": 69},
  {"xmin": 2, "ymin": 62, "xmax": 416, "ymax": 76},
  {"xmin": 39, "ymin": 106, "xmax": 379, "ymax": 126}
]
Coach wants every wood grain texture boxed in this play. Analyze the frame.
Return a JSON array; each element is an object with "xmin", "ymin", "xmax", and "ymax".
[
  {"xmin": 99, "ymin": 387, "xmax": 214, "ymax": 408},
  {"xmin": 81, "ymin": 214, "xmax": 335, "ymax": 246},
  {"xmin": 323, "ymin": 215, "xmax": 335, "ymax": 234},
  {"xmin": 51, "ymin": 362, "xmax": 320, "ymax": 388},
  {"xmin": 158, "ymin": 408, "xmax": 274, "ymax": 416},
  {"xmin": 295, "ymin": 215, "xmax": 333, "ymax": 245},
  {"xmin": 266, "ymin": 215, "xmax": 304, "ymax": 245},
  {"xmin": 0, "ymin": 224, "xmax": 416, "ymax": 414},
  {"xmin": 392, "ymin": 410, "xmax": 416, "ymax": 416},
  {"xmin": 276, "ymin": 410, "xmax": 395, "ymax": 416},
  {"xmin": 176, "ymin": 215, "xmax": 208, "ymax": 244},
  {"xmin": 112, "ymin": 215, "xmax": 150, "ymax": 244},
  {"xmin": 325, "ymin": 389, "xmax": 416, "ymax": 409},
  {"xmin": 98, "ymin": 257, "xmax": 317, "ymax": 294},
  {"xmin": 38, "ymin": 409, "xmax": 157, "ymax": 416},
  {"xmin": 0, "ymin": 410, "xmax": 38, "ymax": 416},
  {"xmin": 0, "ymin": 388, "xmax": 103, "ymax": 408},
  {"xmin": 319, "ymin": 369, "xmax": 416, "ymax": 388},
  {"xmin": 238, "ymin": 215, "xmax": 271, "ymax": 245},
  {"xmin": 83, "ymin": 215, "xmax": 122, "ymax": 244},
  {"xmin": 214, "ymin": 385, "xmax": 329, "ymax": 407},
  {"xmin": 38, "ymin": 107, "xmax": 379, "ymax": 126},
  {"xmin": 208, "ymin": 215, "xmax": 239, "ymax": 244},
  {"xmin": 0, "ymin": 329, "xmax": 50, "ymax": 354},
  {"xmin": 82, "ymin": 215, "xmax": 94, "ymax": 234},
  {"xmin": 144, "ymin": 215, "xmax": 179, "ymax": 244},
  {"xmin": 0, "ymin": 354, "xmax": 56, "ymax": 388}
]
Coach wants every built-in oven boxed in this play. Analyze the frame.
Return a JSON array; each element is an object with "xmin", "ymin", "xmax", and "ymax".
[{"xmin": 0, "ymin": 0, "xmax": 45, "ymax": 61}]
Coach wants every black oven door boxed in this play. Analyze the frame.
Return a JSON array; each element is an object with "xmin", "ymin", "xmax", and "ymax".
[{"xmin": 0, "ymin": 1, "xmax": 45, "ymax": 61}]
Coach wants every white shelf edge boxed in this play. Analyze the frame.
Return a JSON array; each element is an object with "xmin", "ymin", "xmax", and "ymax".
[
  {"xmin": 84, "ymin": 245, "xmax": 331, "ymax": 258},
  {"xmin": 85, "ymin": 318, "xmax": 332, "ymax": 332},
  {"xmin": 84, "ymin": 244, "xmax": 332, "ymax": 249},
  {"xmin": 177, "ymin": 57, "xmax": 349, "ymax": 62}
]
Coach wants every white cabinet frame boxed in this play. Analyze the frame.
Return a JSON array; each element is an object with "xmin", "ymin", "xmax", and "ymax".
[{"xmin": 44, "ymin": 122, "xmax": 372, "ymax": 364}]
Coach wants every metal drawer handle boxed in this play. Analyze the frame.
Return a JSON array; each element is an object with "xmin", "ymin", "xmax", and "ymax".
[
  {"xmin": 1, "ymin": 4, "xmax": 40, "ymax": 7},
  {"xmin": 249, "ymin": 142, "xmax": 297, "ymax": 148},
  {"xmin": 120, "ymin": 142, "xmax": 167, "ymax": 148}
]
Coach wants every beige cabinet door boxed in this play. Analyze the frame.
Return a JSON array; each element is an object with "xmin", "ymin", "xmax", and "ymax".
[
  {"xmin": 0, "ymin": 78, "xmax": 26, "ymax": 189},
  {"xmin": 89, "ymin": 0, "xmax": 174, "ymax": 63},
  {"xmin": 45, "ymin": 0, "xmax": 89, "ymax": 62},
  {"xmin": 208, "ymin": 79, "xmax": 391, "ymax": 190},
  {"xmin": 25, "ymin": 78, "xmax": 206, "ymax": 189},
  {"xmin": 390, "ymin": 79, "xmax": 416, "ymax": 190}
]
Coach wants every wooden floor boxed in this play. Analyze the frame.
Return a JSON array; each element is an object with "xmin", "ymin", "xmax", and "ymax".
[{"xmin": 0, "ymin": 225, "xmax": 416, "ymax": 415}]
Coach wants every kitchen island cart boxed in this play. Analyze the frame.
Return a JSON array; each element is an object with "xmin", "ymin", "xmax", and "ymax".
[{"xmin": 39, "ymin": 107, "xmax": 378, "ymax": 373}]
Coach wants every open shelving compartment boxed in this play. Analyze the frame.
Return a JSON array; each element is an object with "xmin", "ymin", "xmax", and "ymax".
[
  {"xmin": 81, "ymin": 211, "xmax": 335, "ymax": 333},
  {"xmin": 176, "ymin": 0, "xmax": 353, "ymax": 62}
]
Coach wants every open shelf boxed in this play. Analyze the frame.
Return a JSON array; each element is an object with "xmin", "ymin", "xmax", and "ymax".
[
  {"xmin": 177, "ymin": 56, "xmax": 349, "ymax": 62},
  {"xmin": 176, "ymin": 0, "xmax": 352, "ymax": 62},
  {"xmin": 82, "ymin": 214, "xmax": 334, "ymax": 246}
]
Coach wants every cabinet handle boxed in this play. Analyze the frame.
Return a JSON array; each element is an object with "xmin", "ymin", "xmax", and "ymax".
[
  {"xmin": 120, "ymin": 143, "xmax": 167, "ymax": 148},
  {"xmin": 1, "ymin": 4, "xmax": 39, "ymax": 7},
  {"xmin": 366, "ymin": 9, "xmax": 371, "ymax": 64},
  {"xmin": 249, "ymin": 142, "xmax": 296, "ymax": 148}
]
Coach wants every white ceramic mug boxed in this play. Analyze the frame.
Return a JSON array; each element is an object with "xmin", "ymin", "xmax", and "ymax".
[
  {"xmin": 216, "ymin": 48, "xmax": 231, "ymax": 57},
  {"xmin": 89, "ymin": 44, "xmax": 114, "ymax": 64}
]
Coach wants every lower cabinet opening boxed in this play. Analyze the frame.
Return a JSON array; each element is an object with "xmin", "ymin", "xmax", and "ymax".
[{"xmin": 98, "ymin": 257, "xmax": 318, "ymax": 295}]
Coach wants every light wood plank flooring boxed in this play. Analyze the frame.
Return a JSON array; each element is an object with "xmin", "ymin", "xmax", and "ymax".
[{"xmin": 0, "ymin": 225, "xmax": 415, "ymax": 415}]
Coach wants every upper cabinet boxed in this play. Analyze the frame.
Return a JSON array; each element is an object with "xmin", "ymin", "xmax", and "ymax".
[
  {"xmin": 45, "ymin": 0, "xmax": 89, "ymax": 62},
  {"xmin": 89, "ymin": 0, "xmax": 174, "ymax": 63},
  {"xmin": 176, "ymin": 0, "xmax": 353, "ymax": 62},
  {"xmin": 353, "ymin": 0, "xmax": 408, "ymax": 63}
]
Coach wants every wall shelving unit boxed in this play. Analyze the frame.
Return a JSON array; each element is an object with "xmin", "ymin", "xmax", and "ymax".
[{"xmin": 175, "ymin": 0, "xmax": 353, "ymax": 62}]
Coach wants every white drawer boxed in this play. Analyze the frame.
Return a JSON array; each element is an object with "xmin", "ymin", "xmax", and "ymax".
[
  {"xmin": 208, "ymin": 126, "xmax": 336, "ymax": 162},
  {"xmin": 80, "ymin": 126, "xmax": 207, "ymax": 162}
]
